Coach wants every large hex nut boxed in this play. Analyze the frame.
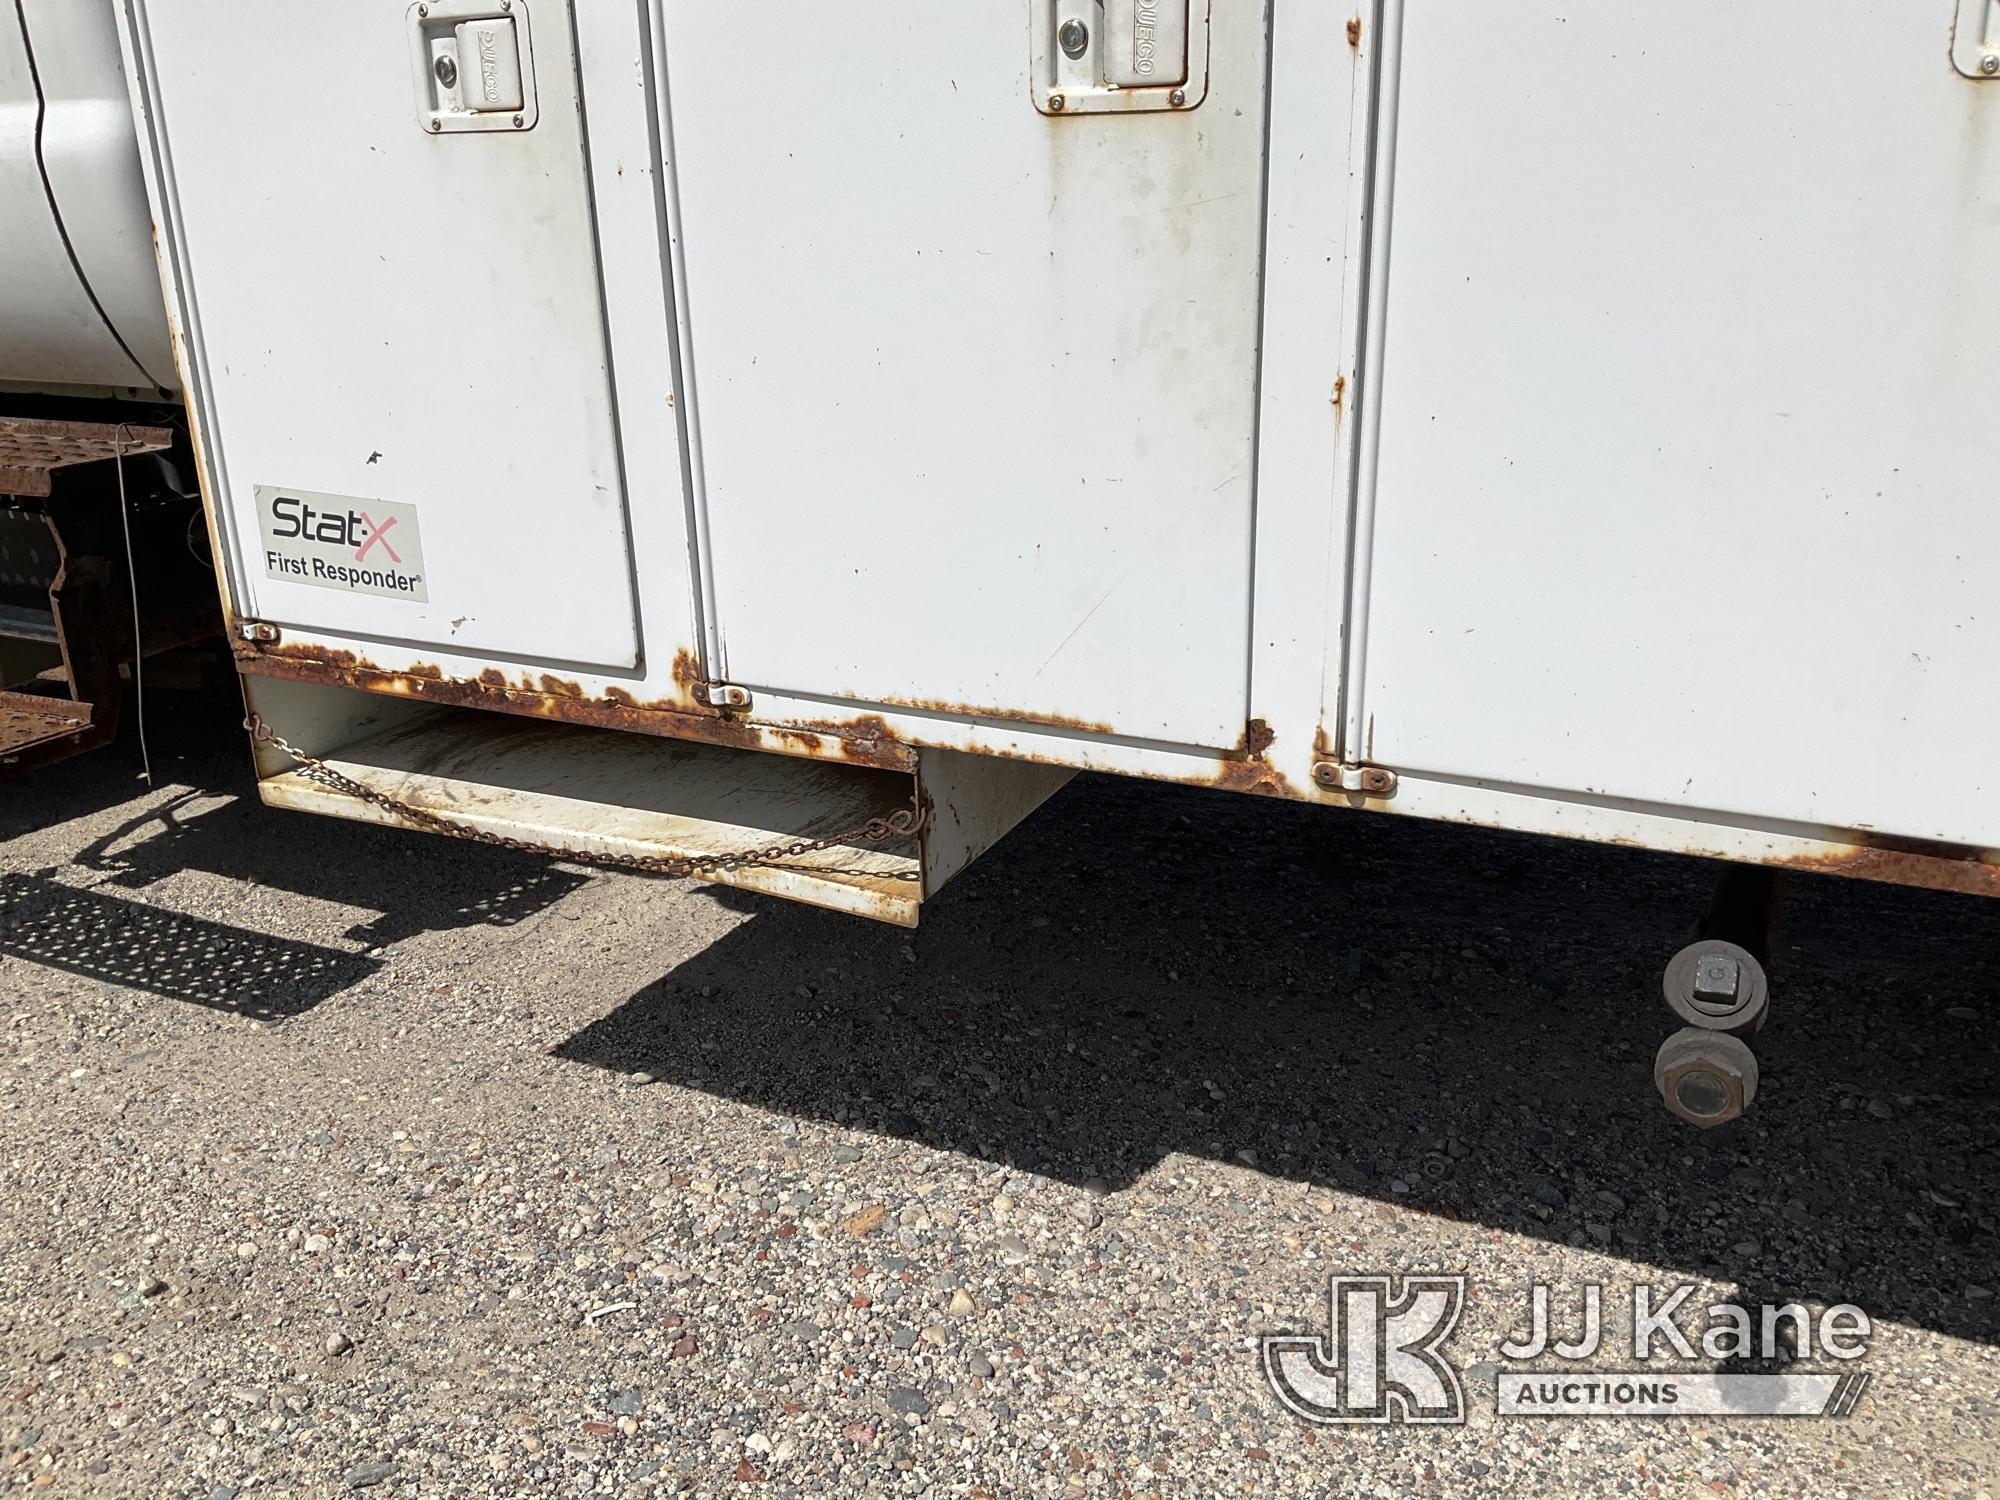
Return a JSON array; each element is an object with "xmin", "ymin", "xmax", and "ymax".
[
  {"xmin": 1662, "ymin": 939, "xmax": 1770, "ymax": 1038},
  {"xmin": 1654, "ymin": 1027, "xmax": 1760, "ymax": 1128}
]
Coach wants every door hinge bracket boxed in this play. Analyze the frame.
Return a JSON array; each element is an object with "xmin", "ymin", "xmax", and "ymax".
[
  {"xmin": 698, "ymin": 681, "xmax": 751, "ymax": 709},
  {"xmin": 1312, "ymin": 760, "xmax": 1397, "ymax": 797}
]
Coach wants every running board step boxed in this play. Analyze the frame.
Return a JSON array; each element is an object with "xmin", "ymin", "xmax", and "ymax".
[
  {"xmin": 0, "ymin": 692, "xmax": 109, "ymax": 771},
  {"xmin": 244, "ymin": 680, "xmax": 1071, "ymax": 927}
]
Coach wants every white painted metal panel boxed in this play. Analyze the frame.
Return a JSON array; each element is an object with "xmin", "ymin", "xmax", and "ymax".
[
  {"xmin": 662, "ymin": 1, "xmax": 1270, "ymax": 749},
  {"xmin": 1249, "ymin": 0, "xmax": 1371, "ymax": 775},
  {"xmin": 0, "ymin": 0, "xmax": 173, "ymax": 392},
  {"xmin": 127, "ymin": 0, "xmax": 643, "ymax": 669},
  {"xmin": 1354, "ymin": 1, "xmax": 2000, "ymax": 845}
]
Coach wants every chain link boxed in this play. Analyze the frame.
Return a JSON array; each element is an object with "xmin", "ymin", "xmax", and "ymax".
[{"xmin": 243, "ymin": 713, "xmax": 925, "ymax": 878}]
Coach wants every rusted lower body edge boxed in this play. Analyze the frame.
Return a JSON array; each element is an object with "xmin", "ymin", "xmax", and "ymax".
[
  {"xmin": 234, "ymin": 648, "xmax": 1295, "ymax": 796},
  {"xmin": 241, "ymin": 652, "xmax": 2000, "ymax": 904},
  {"xmin": 236, "ymin": 649, "xmax": 917, "ymax": 773},
  {"xmin": 1770, "ymin": 836, "xmax": 2000, "ymax": 901},
  {"xmin": 1371, "ymin": 772, "xmax": 2000, "ymax": 904}
]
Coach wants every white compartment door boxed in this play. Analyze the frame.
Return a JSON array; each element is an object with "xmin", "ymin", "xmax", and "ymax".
[
  {"xmin": 1353, "ymin": 1, "xmax": 2000, "ymax": 846},
  {"xmin": 134, "ymin": 0, "xmax": 644, "ymax": 670},
  {"xmin": 662, "ymin": 2, "xmax": 1270, "ymax": 749}
]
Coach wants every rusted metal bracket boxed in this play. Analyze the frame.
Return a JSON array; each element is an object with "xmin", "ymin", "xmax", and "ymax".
[
  {"xmin": 697, "ymin": 681, "xmax": 751, "ymax": 709},
  {"xmin": 0, "ymin": 493, "xmax": 124, "ymax": 772},
  {"xmin": 1312, "ymin": 760, "xmax": 1398, "ymax": 796},
  {"xmin": 0, "ymin": 418, "xmax": 172, "ymax": 499},
  {"xmin": 1, "ymin": 412, "xmax": 218, "ymax": 775},
  {"xmin": 238, "ymin": 621, "xmax": 281, "ymax": 644}
]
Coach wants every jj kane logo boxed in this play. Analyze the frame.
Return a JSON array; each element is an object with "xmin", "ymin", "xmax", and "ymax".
[
  {"xmin": 1263, "ymin": 1276, "xmax": 1468, "ymax": 1425},
  {"xmin": 255, "ymin": 486, "xmax": 428, "ymax": 602},
  {"xmin": 1263, "ymin": 1274, "xmax": 1872, "ymax": 1424}
]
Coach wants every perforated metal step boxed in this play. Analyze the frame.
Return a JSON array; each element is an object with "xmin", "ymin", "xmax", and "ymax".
[
  {"xmin": 0, "ymin": 418, "xmax": 173, "ymax": 499},
  {"xmin": 0, "ymin": 691, "xmax": 105, "ymax": 769}
]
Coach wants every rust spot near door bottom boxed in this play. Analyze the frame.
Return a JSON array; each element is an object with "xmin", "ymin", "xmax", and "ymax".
[
  {"xmin": 235, "ymin": 643, "xmax": 918, "ymax": 772},
  {"xmin": 1772, "ymin": 832, "xmax": 2000, "ymax": 900}
]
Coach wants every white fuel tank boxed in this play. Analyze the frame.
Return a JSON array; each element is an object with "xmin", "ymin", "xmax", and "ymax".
[{"xmin": 0, "ymin": 0, "xmax": 174, "ymax": 394}]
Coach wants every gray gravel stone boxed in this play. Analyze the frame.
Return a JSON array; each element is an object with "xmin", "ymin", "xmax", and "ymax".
[{"xmin": 0, "ymin": 705, "xmax": 1990, "ymax": 1499}]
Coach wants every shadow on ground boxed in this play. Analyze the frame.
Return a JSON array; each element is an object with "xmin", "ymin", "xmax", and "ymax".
[
  {"xmin": 556, "ymin": 771, "xmax": 2000, "ymax": 1348},
  {"xmin": 10, "ymin": 678, "xmax": 1996, "ymax": 1345},
  {"xmin": 3, "ymin": 678, "xmax": 586, "ymax": 1011},
  {"xmin": 0, "ymin": 869, "xmax": 382, "ymax": 1019}
]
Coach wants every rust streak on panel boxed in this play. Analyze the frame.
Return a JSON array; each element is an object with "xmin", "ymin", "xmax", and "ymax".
[
  {"xmin": 875, "ymin": 695, "xmax": 1119, "ymax": 738},
  {"xmin": 235, "ymin": 645, "xmax": 918, "ymax": 771},
  {"xmin": 1215, "ymin": 757, "xmax": 1297, "ymax": 798},
  {"xmin": 670, "ymin": 647, "xmax": 703, "ymax": 699},
  {"xmin": 784, "ymin": 713, "xmax": 907, "ymax": 762},
  {"xmin": 1214, "ymin": 717, "xmax": 1298, "ymax": 799},
  {"xmin": 1773, "ymin": 833, "xmax": 2000, "ymax": 900}
]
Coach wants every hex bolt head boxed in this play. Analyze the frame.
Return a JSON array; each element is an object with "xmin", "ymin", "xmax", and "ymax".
[
  {"xmin": 1058, "ymin": 18, "xmax": 1089, "ymax": 58},
  {"xmin": 1169, "ymin": 87, "xmax": 1187, "ymax": 106},
  {"xmin": 1048, "ymin": 92, "xmax": 1066, "ymax": 112},
  {"xmin": 1690, "ymin": 952, "xmax": 1742, "ymax": 1005},
  {"xmin": 1655, "ymin": 1028, "xmax": 1759, "ymax": 1129},
  {"xmin": 1662, "ymin": 938, "xmax": 1769, "ymax": 1037}
]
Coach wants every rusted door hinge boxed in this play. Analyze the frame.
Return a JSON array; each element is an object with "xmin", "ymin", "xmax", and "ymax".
[
  {"xmin": 1312, "ymin": 760, "xmax": 1397, "ymax": 796},
  {"xmin": 698, "ymin": 681, "xmax": 751, "ymax": 709}
]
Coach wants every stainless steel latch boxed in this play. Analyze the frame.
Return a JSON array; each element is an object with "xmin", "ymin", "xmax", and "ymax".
[
  {"xmin": 1031, "ymin": 0, "xmax": 1209, "ymax": 115},
  {"xmin": 407, "ymin": 0, "xmax": 539, "ymax": 133}
]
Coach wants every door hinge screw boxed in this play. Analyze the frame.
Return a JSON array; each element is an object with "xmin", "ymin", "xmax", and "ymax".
[
  {"xmin": 238, "ymin": 621, "xmax": 280, "ymax": 645},
  {"xmin": 702, "ymin": 682, "xmax": 751, "ymax": 709},
  {"xmin": 1312, "ymin": 760, "xmax": 1396, "ymax": 796}
]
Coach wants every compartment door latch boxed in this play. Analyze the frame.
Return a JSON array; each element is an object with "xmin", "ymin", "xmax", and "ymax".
[
  {"xmin": 1031, "ymin": 0, "xmax": 1209, "ymax": 115},
  {"xmin": 408, "ymin": 0, "xmax": 539, "ymax": 132}
]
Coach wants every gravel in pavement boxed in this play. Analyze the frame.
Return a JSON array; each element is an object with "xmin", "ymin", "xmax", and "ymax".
[{"xmin": 0, "ymin": 687, "xmax": 1994, "ymax": 1496}]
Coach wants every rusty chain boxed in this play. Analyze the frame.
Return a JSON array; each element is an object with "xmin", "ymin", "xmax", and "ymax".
[{"xmin": 243, "ymin": 712, "xmax": 925, "ymax": 878}]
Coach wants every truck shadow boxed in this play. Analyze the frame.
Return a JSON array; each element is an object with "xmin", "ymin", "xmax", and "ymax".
[
  {"xmin": 3, "ymin": 680, "xmax": 588, "ymax": 1011},
  {"xmin": 555, "ymin": 772, "xmax": 2000, "ymax": 1348},
  {"xmin": 66, "ymin": 787, "xmax": 588, "ymax": 951},
  {"xmin": 0, "ymin": 869, "xmax": 381, "ymax": 1020}
]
